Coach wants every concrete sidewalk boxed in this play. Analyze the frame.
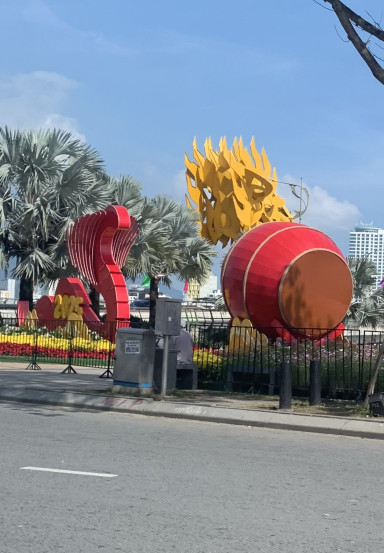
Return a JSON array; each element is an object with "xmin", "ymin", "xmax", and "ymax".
[{"xmin": 1, "ymin": 363, "xmax": 384, "ymax": 440}]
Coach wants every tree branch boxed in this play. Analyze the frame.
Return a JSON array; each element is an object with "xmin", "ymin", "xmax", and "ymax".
[
  {"xmin": 325, "ymin": 0, "xmax": 384, "ymax": 40},
  {"xmin": 323, "ymin": 0, "xmax": 384, "ymax": 85}
]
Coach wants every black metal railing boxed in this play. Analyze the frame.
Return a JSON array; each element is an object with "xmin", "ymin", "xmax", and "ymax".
[
  {"xmin": 0, "ymin": 313, "xmax": 384, "ymax": 396},
  {"xmin": 0, "ymin": 317, "xmax": 119, "ymax": 376},
  {"xmin": 190, "ymin": 323, "xmax": 384, "ymax": 398}
]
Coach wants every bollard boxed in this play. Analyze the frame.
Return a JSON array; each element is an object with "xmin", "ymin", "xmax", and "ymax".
[
  {"xmin": 309, "ymin": 360, "xmax": 322, "ymax": 406},
  {"xmin": 269, "ymin": 366, "xmax": 276, "ymax": 396},
  {"xmin": 225, "ymin": 364, "xmax": 233, "ymax": 393},
  {"xmin": 279, "ymin": 362, "xmax": 292, "ymax": 409}
]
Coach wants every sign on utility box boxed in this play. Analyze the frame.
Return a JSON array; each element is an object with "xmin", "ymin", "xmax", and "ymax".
[{"xmin": 155, "ymin": 298, "xmax": 182, "ymax": 336}]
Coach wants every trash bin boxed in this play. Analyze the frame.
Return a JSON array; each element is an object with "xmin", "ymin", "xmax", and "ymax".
[
  {"xmin": 368, "ymin": 393, "xmax": 384, "ymax": 416},
  {"xmin": 176, "ymin": 363, "xmax": 198, "ymax": 390},
  {"xmin": 113, "ymin": 328, "xmax": 156, "ymax": 395},
  {"xmin": 153, "ymin": 348, "xmax": 177, "ymax": 393}
]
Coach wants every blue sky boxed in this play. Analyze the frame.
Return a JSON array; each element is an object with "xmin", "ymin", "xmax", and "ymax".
[{"xmin": 0, "ymin": 0, "xmax": 383, "ymax": 283}]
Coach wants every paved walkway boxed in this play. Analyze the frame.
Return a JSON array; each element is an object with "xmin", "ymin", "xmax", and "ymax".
[{"xmin": 1, "ymin": 363, "xmax": 384, "ymax": 440}]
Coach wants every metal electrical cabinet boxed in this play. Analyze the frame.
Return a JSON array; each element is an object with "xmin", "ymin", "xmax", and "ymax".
[
  {"xmin": 113, "ymin": 328, "xmax": 156, "ymax": 395},
  {"xmin": 155, "ymin": 298, "xmax": 182, "ymax": 336}
]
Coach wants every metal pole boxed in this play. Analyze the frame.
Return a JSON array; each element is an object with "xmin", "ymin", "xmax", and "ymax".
[
  {"xmin": 309, "ymin": 360, "xmax": 322, "ymax": 405},
  {"xmin": 161, "ymin": 334, "xmax": 169, "ymax": 397},
  {"xmin": 279, "ymin": 362, "xmax": 292, "ymax": 409},
  {"xmin": 299, "ymin": 177, "xmax": 303, "ymax": 223}
]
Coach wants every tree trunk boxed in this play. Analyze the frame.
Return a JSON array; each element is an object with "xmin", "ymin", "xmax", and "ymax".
[
  {"xmin": 89, "ymin": 285, "xmax": 100, "ymax": 318},
  {"xmin": 149, "ymin": 277, "xmax": 159, "ymax": 329},
  {"xmin": 364, "ymin": 342, "xmax": 384, "ymax": 407},
  {"xmin": 19, "ymin": 278, "xmax": 34, "ymax": 311}
]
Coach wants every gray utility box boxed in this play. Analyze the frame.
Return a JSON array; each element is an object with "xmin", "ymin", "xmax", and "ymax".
[
  {"xmin": 155, "ymin": 298, "xmax": 182, "ymax": 336},
  {"xmin": 113, "ymin": 328, "xmax": 156, "ymax": 395}
]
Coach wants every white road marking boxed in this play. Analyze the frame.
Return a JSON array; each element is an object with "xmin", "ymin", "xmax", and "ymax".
[{"xmin": 20, "ymin": 467, "xmax": 117, "ymax": 478}]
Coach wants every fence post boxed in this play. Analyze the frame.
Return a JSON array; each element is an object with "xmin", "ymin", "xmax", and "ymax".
[
  {"xmin": 225, "ymin": 362, "xmax": 233, "ymax": 392},
  {"xmin": 309, "ymin": 359, "xmax": 322, "ymax": 405},
  {"xmin": 62, "ymin": 322, "xmax": 77, "ymax": 374},
  {"xmin": 279, "ymin": 362, "xmax": 291, "ymax": 409},
  {"xmin": 100, "ymin": 321, "xmax": 115, "ymax": 378},
  {"xmin": 25, "ymin": 322, "xmax": 41, "ymax": 370},
  {"xmin": 269, "ymin": 366, "xmax": 276, "ymax": 396}
]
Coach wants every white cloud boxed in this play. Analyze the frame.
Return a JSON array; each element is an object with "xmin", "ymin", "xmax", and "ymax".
[
  {"xmin": 277, "ymin": 175, "xmax": 360, "ymax": 255},
  {"xmin": 0, "ymin": 71, "xmax": 83, "ymax": 138},
  {"xmin": 277, "ymin": 176, "xmax": 360, "ymax": 232},
  {"xmin": 42, "ymin": 114, "xmax": 85, "ymax": 142},
  {"xmin": 302, "ymin": 185, "xmax": 360, "ymax": 232}
]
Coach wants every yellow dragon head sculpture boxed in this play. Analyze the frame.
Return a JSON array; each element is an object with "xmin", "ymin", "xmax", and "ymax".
[{"xmin": 185, "ymin": 137, "xmax": 294, "ymax": 247}]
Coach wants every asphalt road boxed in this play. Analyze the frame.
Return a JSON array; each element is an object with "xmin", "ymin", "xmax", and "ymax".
[{"xmin": 0, "ymin": 403, "xmax": 383, "ymax": 553}]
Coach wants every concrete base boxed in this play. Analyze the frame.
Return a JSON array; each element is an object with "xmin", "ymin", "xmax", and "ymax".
[{"xmin": 112, "ymin": 384, "xmax": 152, "ymax": 396}]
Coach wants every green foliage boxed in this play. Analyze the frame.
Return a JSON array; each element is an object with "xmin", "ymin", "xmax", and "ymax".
[
  {"xmin": 197, "ymin": 326, "xmax": 230, "ymax": 349},
  {"xmin": 193, "ymin": 334, "xmax": 373, "ymax": 395},
  {"xmin": 214, "ymin": 295, "xmax": 227, "ymax": 311},
  {"xmin": 123, "ymin": 195, "xmax": 217, "ymax": 326},
  {"xmin": 344, "ymin": 256, "xmax": 384, "ymax": 328},
  {"xmin": 0, "ymin": 127, "xmax": 112, "ymax": 299},
  {"xmin": 194, "ymin": 350, "xmax": 227, "ymax": 382},
  {"xmin": 124, "ymin": 195, "xmax": 216, "ymax": 286}
]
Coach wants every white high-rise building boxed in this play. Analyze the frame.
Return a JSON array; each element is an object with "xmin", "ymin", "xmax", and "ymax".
[
  {"xmin": 199, "ymin": 274, "xmax": 219, "ymax": 298},
  {"xmin": 348, "ymin": 224, "xmax": 384, "ymax": 289}
]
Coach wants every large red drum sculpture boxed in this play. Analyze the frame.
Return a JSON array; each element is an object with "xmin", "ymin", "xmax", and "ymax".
[{"xmin": 221, "ymin": 222, "xmax": 353, "ymax": 340}]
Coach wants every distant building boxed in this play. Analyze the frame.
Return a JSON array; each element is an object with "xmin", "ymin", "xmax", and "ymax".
[
  {"xmin": 348, "ymin": 224, "xmax": 384, "ymax": 289},
  {"xmin": 185, "ymin": 274, "xmax": 220, "ymax": 300},
  {"xmin": 185, "ymin": 280, "xmax": 200, "ymax": 301},
  {"xmin": 127, "ymin": 283, "xmax": 149, "ymax": 301},
  {"xmin": 200, "ymin": 273, "xmax": 219, "ymax": 298},
  {"xmin": 0, "ymin": 278, "xmax": 17, "ymax": 301},
  {"xmin": 7, "ymin": 279, "xmax": 16, "ymax": 300}
]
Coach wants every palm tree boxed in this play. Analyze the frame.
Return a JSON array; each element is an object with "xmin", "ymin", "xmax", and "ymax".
[
  {"xmin": 108, "ymin": 174, "xmax": 144, "ymax": 217},
  {"xmin": 123, "ymin": 195, "xmax": 217, "ymax": 327},
  {"xmin": 0, "ymin": 127, "xmax": 111, "ymax": 309},
  {"xmin": 214, "ymin": 295, "xmax": 227, "ymax": 311},
  {"xmin": 344, "ymin": 256, "xmax": 384, "ymax": 329}
]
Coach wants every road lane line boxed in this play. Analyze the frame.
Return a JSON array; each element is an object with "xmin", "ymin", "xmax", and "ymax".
[{"xmin": 20, "ymin": 467, "xmax": 117, "ymax": 478}]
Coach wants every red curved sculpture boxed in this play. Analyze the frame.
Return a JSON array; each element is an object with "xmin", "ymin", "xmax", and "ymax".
[
  {"xmin": 221, "ymin": 222, "xmax": 353, "ymax": 340},
  {"xmin": 36, "ymin": 205, "xmax": 139, "ymax": 332},
  {"xmin": 67, "ymin": 205, "xmax": 139, "ymax": 323}
]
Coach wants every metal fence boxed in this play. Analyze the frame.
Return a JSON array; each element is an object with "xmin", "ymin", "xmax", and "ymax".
[
  {"xmin": 1, "ymin": 314, "xmax": 384, "ymax": 397},
  {"xmin": 0, "ymin": 317, "xmax": 119, "ymax": 376},
  {"xmin": 190, "ymin": 323, "xmax": 384, "ymax": 398}
]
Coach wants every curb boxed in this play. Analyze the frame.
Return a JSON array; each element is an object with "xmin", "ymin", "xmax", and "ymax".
[{"xmin": 1, "ymin": 386, "xmax": 384, "ymax": 440}]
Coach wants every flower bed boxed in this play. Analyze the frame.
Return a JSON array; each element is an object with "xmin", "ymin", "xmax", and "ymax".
[{"xmin": 0, "ymin": 328, "xmax": 114, "ymax": 361}]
